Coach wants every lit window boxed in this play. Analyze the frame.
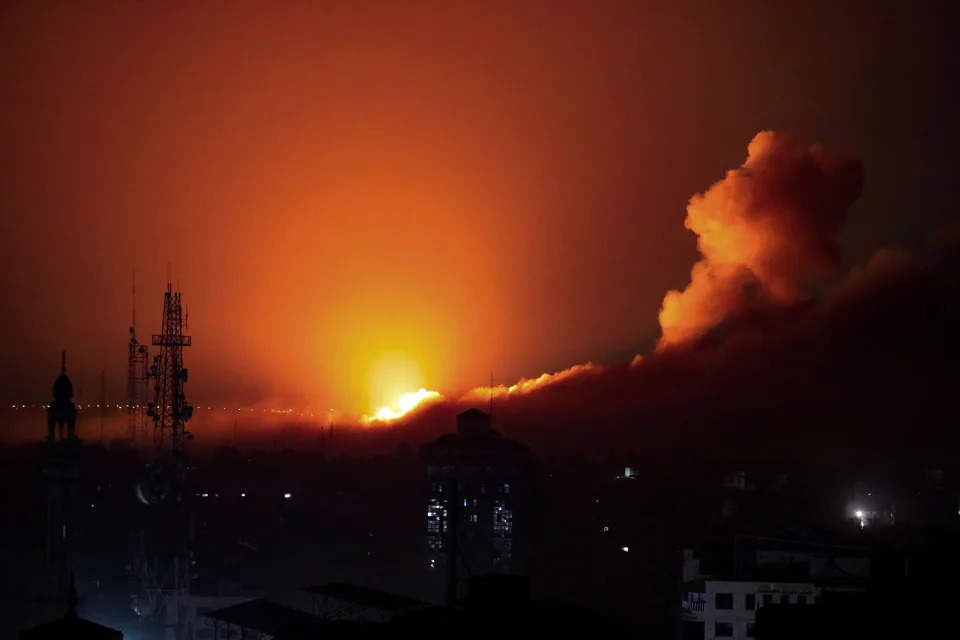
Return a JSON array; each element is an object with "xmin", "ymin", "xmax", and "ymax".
[{"xmin": 492, "ymin": 500, "xmax": 513, "ymax": 536}]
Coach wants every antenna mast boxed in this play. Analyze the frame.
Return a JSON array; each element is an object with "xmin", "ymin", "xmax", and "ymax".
[
  {"xmin": 489, "ymin": 372, "xmax": 494, "ymax": 418},
  {"xmin": 127, "ymin": 271, "xmax": 150, "ymax": 445},
  {"xmin": 150, "ymin": 281, "xmax": 193, "ymax": 454}
]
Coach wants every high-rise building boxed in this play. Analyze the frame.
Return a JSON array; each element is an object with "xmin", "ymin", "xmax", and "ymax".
[{"xmin": 419, "ymin": 409, "xmax": 532, "ymax": 602}]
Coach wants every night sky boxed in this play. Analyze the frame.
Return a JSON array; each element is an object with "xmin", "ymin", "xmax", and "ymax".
[{"xmin": 1, "ymin": 1, "xmax": 957, "ymax": 434}]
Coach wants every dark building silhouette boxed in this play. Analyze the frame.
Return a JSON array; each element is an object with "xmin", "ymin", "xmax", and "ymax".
[
  {"xmin": 420, "ymin": 409, "xmax": 533, "ymax": 603},
  {"xmin": 19, "ymin": 577, "xmax": 122, "ymax": 640},
  {"xmin": 47, "ymin": 351, "xmax": 76, "ymax": 442},
  {"xmin": 42, "ymin": 352, "xmax": 80, "ymax": 603},
  {"xmin": 391, "ymin": 575, "xmax": 620, "ymax": 640},
  {"xmin": 197, "ymin": 577, "xmax": 616, "ymax": 640},
  {"xmin": 753, "ymin": 586, "xmax": 944, "ymax": 639}
]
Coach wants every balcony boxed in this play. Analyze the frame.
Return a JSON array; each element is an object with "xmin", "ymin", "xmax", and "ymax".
[{"xmin": 682, "ymin": 600, "xmax": 705, "ymax": 612}]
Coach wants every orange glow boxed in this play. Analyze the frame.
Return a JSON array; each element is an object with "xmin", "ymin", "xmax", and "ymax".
[
  {"xmin": 363, "ymin": 388, "xmax": 442, "ymax": 423},
  {"xmin": 6, "ymin": 4, "xmax": 872, "ymax": 427},
  {"xmin": 365, "ymin": 353, "xmax": 428, "ymax": 412}
]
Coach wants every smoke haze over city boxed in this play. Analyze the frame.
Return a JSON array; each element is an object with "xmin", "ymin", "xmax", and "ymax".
[
  {"xmin": 1, "ymin": 1, "xmax": 957, "ymax": 444},
  {"xmin": 3, "ymin": 4, "xmax": 960, "ymax": 640}
]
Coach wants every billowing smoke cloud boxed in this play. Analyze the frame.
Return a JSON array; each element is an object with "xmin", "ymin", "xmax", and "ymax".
[
  {"xmin": 658, "ymin": 132, "xmax": 863, "ymax": 347},
  {"xmin": 348, "ymin": 132, "xmax": 956, "ymax": 462}
]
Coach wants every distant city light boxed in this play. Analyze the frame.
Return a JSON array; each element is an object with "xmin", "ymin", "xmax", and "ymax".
[
  {"xmin": 241, "ymin": 493, "xmax": 246, "ymax": 498},
  {"xmin": 621, "ymin": 546, "xmax": 629, "ymax": 553},
  {"xmin": 854, "ymin": 510, "xmax": 863, "ymax": 519},
  {"xmin": 603, "ymin": 526, "xmax": 609, "ymax": 532},
  {"xmin": 284, "ymin": 492, "xmax": 292, "ymax": 499},
  {"xmin": 201, "ymin": 493, "xmax": 209, "ymax": 498}
]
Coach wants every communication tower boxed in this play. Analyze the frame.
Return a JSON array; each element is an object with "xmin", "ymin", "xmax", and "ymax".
[
  {"xmin": 128, "ymin": 274, "xmax": 150, "ymax": 444},
  {"xmin": 131, "ymin": 282, "xmax": 195, "ymax": 640},
  {"xmin": 150, "ymin": 283, "xmax": 193, "ymax": 453}
]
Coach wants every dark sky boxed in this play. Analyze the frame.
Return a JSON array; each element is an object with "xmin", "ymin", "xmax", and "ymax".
[{"xmin": 1, "ymin": 1, "xmax": 956, "ymax": 421}]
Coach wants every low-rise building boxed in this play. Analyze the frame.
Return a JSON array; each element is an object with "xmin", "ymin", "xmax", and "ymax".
[
  {"xmin": 682, "ymin": 578, "xmax": 819, "ymax": 640},
  {"xmin": 679, "ymin": 541, "xmax": 868, "ymax": 640}
]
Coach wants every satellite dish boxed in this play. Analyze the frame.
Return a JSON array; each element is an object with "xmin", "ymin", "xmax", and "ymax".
[{"xmin": 134, "ymin": 482, "xmax": 151, "ymax": 506}]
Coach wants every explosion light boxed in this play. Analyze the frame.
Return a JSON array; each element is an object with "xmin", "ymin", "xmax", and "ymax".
[{"xmin": 364, "ymin": 388, "xmax": 441, "ymax": 423}]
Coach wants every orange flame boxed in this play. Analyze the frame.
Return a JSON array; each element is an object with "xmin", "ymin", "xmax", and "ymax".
[{"xmin": 362, "ymin": 388, "xmax": 442, "ymax": 423}]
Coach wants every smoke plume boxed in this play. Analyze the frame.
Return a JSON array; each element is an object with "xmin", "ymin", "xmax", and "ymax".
[
  {"xmin": 247, "ymin": 133, "xmax": 957, "ymax": 462},
  {"xmin": 658, "ymin": 132, "xmax": 863, "ymax": 347},
  {"xmin": 461, "ymin": 362, "xmax": 606, "ymax": 404}
]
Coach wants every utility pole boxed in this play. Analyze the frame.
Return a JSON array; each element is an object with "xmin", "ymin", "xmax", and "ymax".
[
  {"xmin": 445, "ymin": 478, "xmax": 459, "ymax": 608},
  {"xmin": 100, "ymin": 370, "xmax": 106, "ymax": 444}
]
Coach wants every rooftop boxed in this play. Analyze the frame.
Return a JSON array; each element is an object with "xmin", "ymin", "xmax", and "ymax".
[
  {"xmin": 205, "ymin": 599, "xmax": 320, "ymax": 636},
  {"xmin": 303, "ymin": 583, "xmax": 426, "ymax": 613}
]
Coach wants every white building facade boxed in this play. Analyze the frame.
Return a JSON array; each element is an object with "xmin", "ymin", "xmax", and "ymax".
[{"xmin": 682, "ymin": 579, "xmax": 819, "ymax": 640}]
